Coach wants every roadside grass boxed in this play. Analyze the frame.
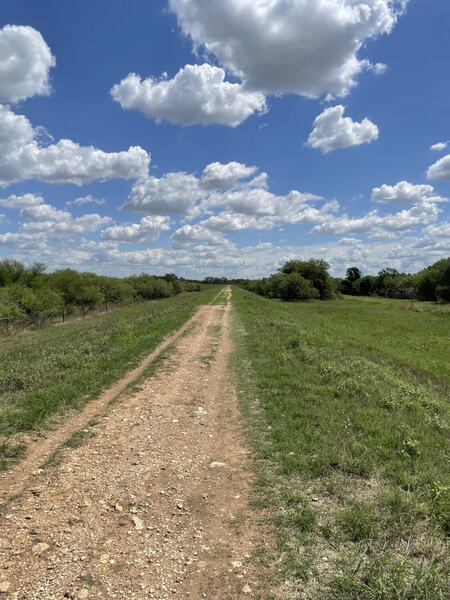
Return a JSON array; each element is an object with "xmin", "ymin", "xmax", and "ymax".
[
  {"xmin": 232, "ymin": 288, "xmax": 449, "ymax": 600},
  {"xmin": 294, "ymin": 295, "xmax": 450, "ymax": 397},
  {"xmin": 0, "ymin": 288, "xmax": 219, "ymax": 470}
]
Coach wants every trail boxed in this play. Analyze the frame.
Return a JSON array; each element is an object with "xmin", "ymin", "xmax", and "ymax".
[{"xmin": 0, "ymin": 288, "xmax": 260, "ymax": 599}]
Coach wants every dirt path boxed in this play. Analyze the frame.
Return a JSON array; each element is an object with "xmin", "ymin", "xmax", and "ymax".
[{"xmin": 0, "ymin": 288, "xmax": 261, "ymax": 599}]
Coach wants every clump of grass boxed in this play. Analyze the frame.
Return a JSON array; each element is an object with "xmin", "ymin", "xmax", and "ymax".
[
  {"xmin": 330, "ymin": 552, "xmax": 448, "ymax": 600},
  {"xmin": 335, "ymin": 502, "xmax": 379, "ymax": 542},
  {"xmin": 63, "ymin": 427, "xmax": 96, "ymax": 449},
  {"xmin": 232, "ymin": 288, "xmax": 449, "ymax": 599},
  {"xmin": 0, "ymin": 441, "xmax": 26, "ymax": 470}
]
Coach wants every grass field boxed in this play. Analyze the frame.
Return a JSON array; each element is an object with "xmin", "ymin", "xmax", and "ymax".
[
  {"xmin": 232, "ymin": 288, "xmax": 449, "ymax": 600},
  {"xmin": 2, "ymin": 285, "xmax": 448, "ymax": 597},
  {"xmin": 0, "ymin": 288, "xmax": 218, "ymax": 470}
]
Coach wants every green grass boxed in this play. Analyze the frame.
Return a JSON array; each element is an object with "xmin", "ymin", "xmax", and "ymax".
[
  {"xmin": 232, "ymin": 288, "xmax": 449, "ymax": 600},
  {"xmin": 0, "ymin": 288, "xmax": 219, "ymax": 469},
  {"xmin": 288, "ymin": 295, "xmax": 450, "ymax": 397}
]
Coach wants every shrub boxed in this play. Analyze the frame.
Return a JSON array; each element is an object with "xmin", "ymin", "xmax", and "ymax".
[
  {"xmin": 279, "ymin": 259, "xmax": 335, "ymax": 299},
  {"xmin": 277, "ymin": 273, "xmax": 320, "ymax": 301}
]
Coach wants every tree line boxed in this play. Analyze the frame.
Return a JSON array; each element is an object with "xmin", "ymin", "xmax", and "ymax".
[
  {"xmin": 338, "ymin": 257, "xmax": 450, "ymax": 302},
  {"xmin": 1, "ymin": 255, "xmax": 448, "ymax": 326},
  {"xmin": 0, "ymin": 260, "xmax": 202, "ymax": 326},
  {"xmin": 237, "ymin": 257, "xmax": 450, "ymax": 303},
  {"xmin": 238, "ymin": 259, "xmax": 336, "ymax": 301}
]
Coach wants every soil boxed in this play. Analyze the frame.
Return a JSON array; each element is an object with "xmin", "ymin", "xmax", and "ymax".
[{"xmin": 0, "ymin": 288, "xmax": 261, "ymax": 599}]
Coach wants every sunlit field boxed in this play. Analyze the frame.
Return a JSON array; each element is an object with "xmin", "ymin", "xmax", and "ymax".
[{"xmin": 233, "ymin": 289, "xmax": 449, "ymax": 600}]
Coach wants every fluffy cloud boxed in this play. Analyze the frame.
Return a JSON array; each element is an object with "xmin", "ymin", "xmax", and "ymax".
[
  {"xmin": 427, "ymin": 154, "xmax": 450, "ymax": 181},
  {"xmin": 123, "ymin": 161, "xmax": 335, "ymax": 234},
  {"xmin": 71, "ymin": 195, "xmax": 106, "ymax": 206},
  {"xmin": 0, "ymin": 103, "xmax": 34, "ymax": 155},
  {"xmin": 200, "ymin": 161, "xmax": 257, "ymax": 190},
  {"xmin": 16, "ymin": 139, "xmax": 149, "ymax": 186},
  {"xmin": 195, "ymin": 199, "xmax": 339, "ymax": 237},
  {"xmin": 169, "ymin": 180, "xmax": 338, "ymax": 246},
  {"xmin": 21, "ymin": 204, "xmax": 68, "ymax": 222},
  {"xmin": 123, "ymin": 172, "xmax": 205, "ymax": 216},
  {"xmin": 206, "ymin": 186, "xmax": 331, "ymax": 221},
  {"xmin": 430, "ymin": 141, "xmax": 448, "ymax": 152},
  {"xmin": 0, "ymin": 25, "xmax": 56, "ymax": 103},
  {"xmin": 169, "ymin": 0, "xmax": 406, "ymax": 97},
  {"xmin": 306, "ymin": 105, "xmax": 378, "ymax": 153},
  {"xmin": 123, "ymin": 161, "xmax": 265, "ymax": 217},
  {"xmin": 312, "ymin": 203, "xmax": 439, "ymax": 235},
  {"xmin": 0, "ymin": 104, "xmax": 150, "ymax": 186},
  {"xmin": 413, "ymin": 222, "xmax": 450, "ymax": 251},
  {"xmin": 0, "ymin": 193, "xmax": 44, "ymax": 208},
  {"xmin": 101, "ymin": 216, "xmax": 171, "ymax": 244},
  {"xmin": 171, "ymin": 223, "xmax": 227, "ymax": 247},
  {"xmin": 0, "ymin": 231, "xmax": 47, "ymax": 250},
  {"xmin": 200, "ymin": 212, "xmax": 275, "ymax": 233},
  {"xmin": 371, "ymin": 181, "xmax": 448, "ymax": 204},
  {"xmin": 19, "ymin": 203, "xmax": 111, "ymax": 236},
  {"xmin": 111, "ymin": 64, "xmax": 266, "ymax": 127}
]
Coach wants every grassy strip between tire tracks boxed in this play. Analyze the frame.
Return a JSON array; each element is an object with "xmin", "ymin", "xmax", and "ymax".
[
  {"xmin": 232, "ymin": 287, "xmax": 449, "ymax": 600},
  {"xmin": 0, "ymin": 287, "xmax": 220, "ymax": 470}
]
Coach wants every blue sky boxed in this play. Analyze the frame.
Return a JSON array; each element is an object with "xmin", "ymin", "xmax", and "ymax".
[{"xmin": 0, "ymin": 0, "xmax": 449, "ymax": 278}]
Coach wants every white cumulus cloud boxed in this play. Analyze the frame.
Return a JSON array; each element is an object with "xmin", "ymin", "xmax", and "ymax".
[
  {"xmin": 123, "ymin": 161, "xmax": 263, "ymax": 217},
  {"xmin": 306, "ymin": 105, "xmax": 379, "ymax": 153},
  {"xmin": 101, "ymin": 216, "xmax": 171, "ymax": 244},
  {"xmin": 0, "ymin": 193, "xmax": 44, "ymax": 208},
  {"xmin": 0, "ymin": 104, "xmax": 150, "ymax": 186},
  {"xmin": 169, "ymin": 0, "xmax": 406, "ymax": 97},
  {"xmin": 111, "ymin": 64, "xmax": 266, "ymax": 127},
  {"xmin": 19, "ymin": 203, "xmax": 111, "ymax": 236},
  {"xmin": 430, "ymin": 141, "xmax": 448, "ymax": 152},
  {"xmin": 0, "ymin": 231, "xmax": 48, "ymax": 250},
  {"xmin": 123, "ymin": 172, "xmax": 205, "ymax": 216},
  {"xmin": 414, "ymin": 222, "xmax": 450, "ymax": 251},
  {"xmin": 0, "ymin": 25, "xmax": 56, "ymax": 103},
  {"xmin": 0, "ymin": 103, "xmax": 35, "ymax": 155},
  {"xmin": 21, "ymin": 203, "xmax": 68, "ymax": 222},
  {"xmin": 200, "ymin": 161, "xmax": 257, "ymax": 190},
  {"xmin": 206, "ymin": 186, "xmax": 325, "ymax": 220},
  {"xmin": 312, "ymin": 203, "xmax": 439, "ymax": 235},
  {"xmin": 427, "ymin": 154, "xmax": 450, "ymax": 181},
  {"xmin": 371, "ymin": 181, "xmax": 448, "ymax": 204},
  {"xmin": 70, "ymin": 195, "xmax": 106, "ymax": 206},
  {"xmin": 171, "ymin": 223, "xmax": 228, "ymax": 247}
]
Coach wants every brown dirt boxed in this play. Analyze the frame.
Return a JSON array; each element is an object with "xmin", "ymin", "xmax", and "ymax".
[{"xmin": 0, "ymin": 288, "xmax": 261, "ymax": 599}]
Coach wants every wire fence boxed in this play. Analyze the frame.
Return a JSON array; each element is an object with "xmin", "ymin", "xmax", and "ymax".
[{"xmin": 0, "ymin": 302, "xmax": 133, "ymax": 337}]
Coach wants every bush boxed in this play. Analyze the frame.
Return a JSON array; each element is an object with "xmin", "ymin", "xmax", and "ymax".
[
  {"xmin": 277, "ymin": 273, "xmax": 320, "ymax": 301},
  {"xmin": 240, "ymin": 258, "xmax": 334, "ymax": 302},
  {"xmin": 279, "ymin": 259, "xmax": 335, "ymax": 299}
]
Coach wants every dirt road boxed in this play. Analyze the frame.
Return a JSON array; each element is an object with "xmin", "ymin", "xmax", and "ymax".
[{"xmin": 0, "ymin": 289, "xmax": 260, "ymax": 599}]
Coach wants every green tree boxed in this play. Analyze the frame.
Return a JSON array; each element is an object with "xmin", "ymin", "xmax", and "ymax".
[
  {"xmin": 277, "ymin": 273, "xmax": 320, "ymax": 301},
  {"xmin": 436, "ymin": 263, "xmax": 450, "ymax": 302},
  {"xmin": 346, "ymin": 266, "xmax": 362, "ymax": 283},
  {"xmin": 0, "ymin": 259, "xmax": 26, "ymax": 286},
  {"xmin": 353, "ymin": 275, "xmax": 377, "ymax": 296},
  {"xmin": 279, "ymin": 259, "xmax": 335, "ymax": 299}
]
